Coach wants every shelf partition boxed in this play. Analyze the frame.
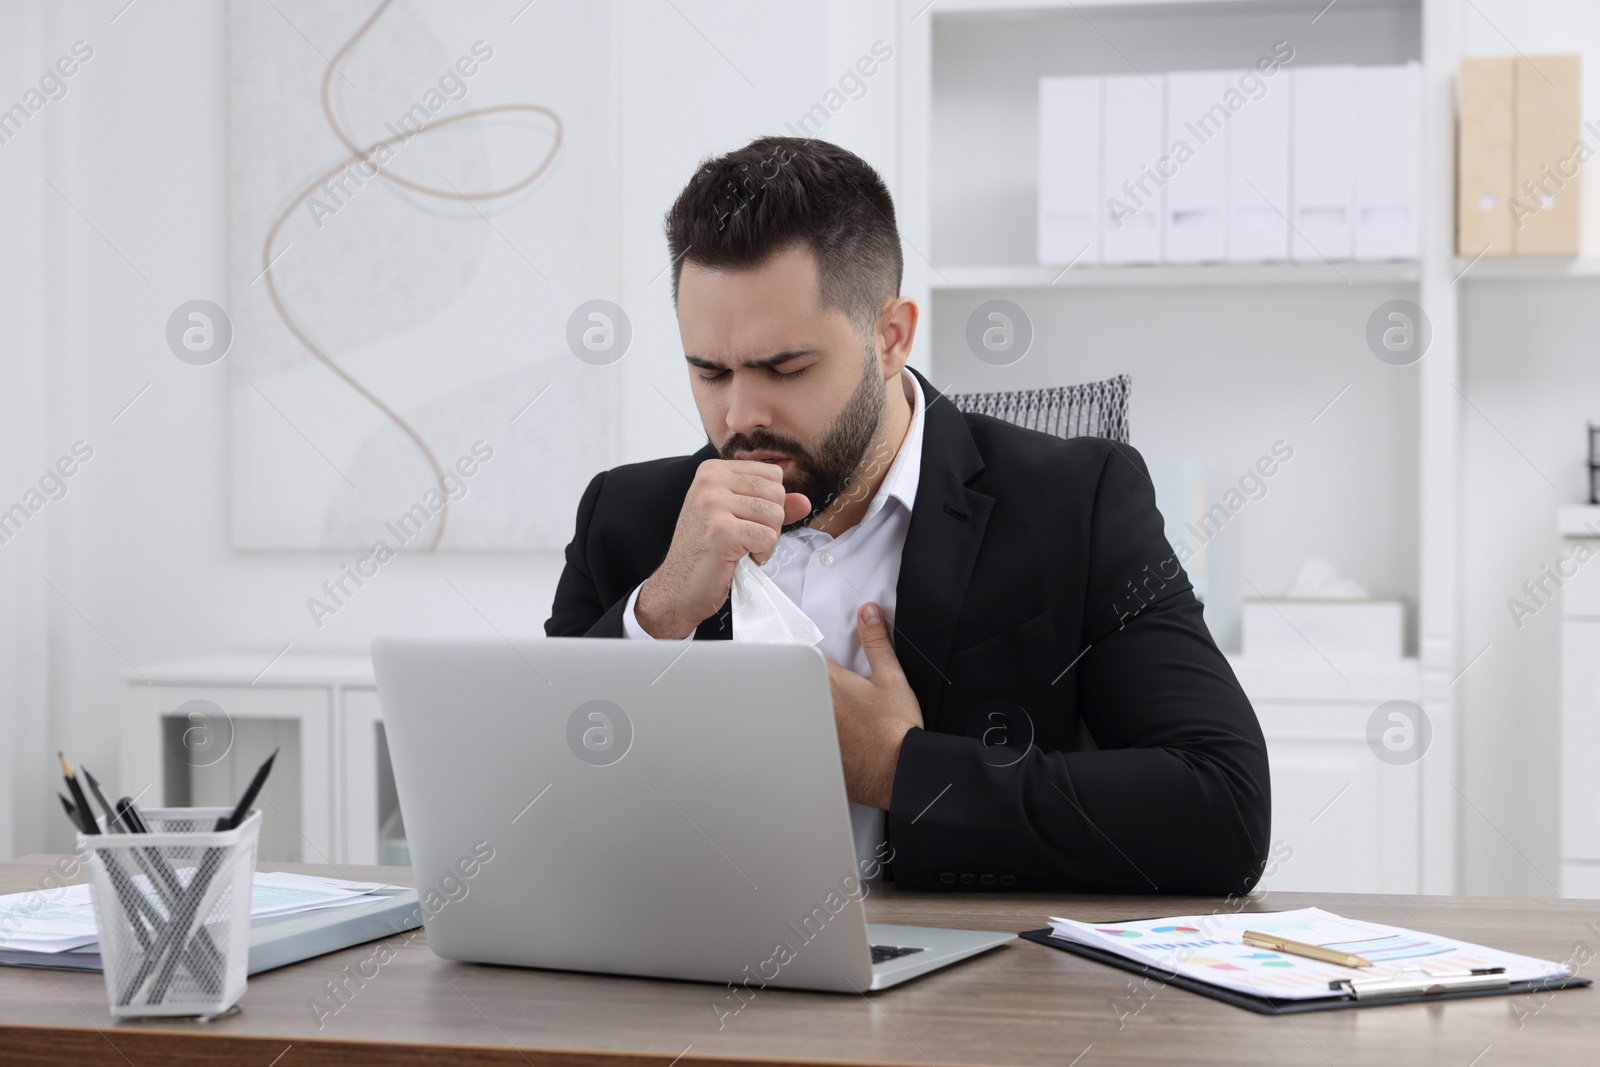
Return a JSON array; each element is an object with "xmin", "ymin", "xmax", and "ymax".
[{"xmin": 932, "ymin": 261, "xmax": 1422, "ymax": 289}]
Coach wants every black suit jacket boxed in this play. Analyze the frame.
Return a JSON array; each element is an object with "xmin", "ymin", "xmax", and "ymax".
[{"xmin": 546, "ymin": 367, "xmax": 1271, "ymax": 895}]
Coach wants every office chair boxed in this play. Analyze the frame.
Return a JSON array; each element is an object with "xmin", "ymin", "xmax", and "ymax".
[
  {"xmin": 945, "ymin": 374, "xmax": 1130, "ymax": 443},
  {"xmin": 946, "ymin": 373, "xmax": 1132, "ymax": 756}
]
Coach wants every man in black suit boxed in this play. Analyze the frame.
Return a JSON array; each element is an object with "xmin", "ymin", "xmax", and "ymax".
[{"xmin": 546, "ymin": 136, "xmax": 1270, "ymax": 895}]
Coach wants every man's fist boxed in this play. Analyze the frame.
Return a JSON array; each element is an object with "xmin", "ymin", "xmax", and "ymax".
[{"xmin": 634, "ymin": 459, "xmax": 812, "ymax": 639}]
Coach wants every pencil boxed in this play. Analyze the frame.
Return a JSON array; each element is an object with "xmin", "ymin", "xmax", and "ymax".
[
  {"xmin": 60, "ymin": 761, "xmax": 166, "ymax": 957},
  {"xmin": 59, "ymin": 754, "xmax": 99, "ymax": 836}
]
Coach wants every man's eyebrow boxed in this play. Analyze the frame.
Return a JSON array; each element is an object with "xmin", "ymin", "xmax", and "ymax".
[{"xmin": 685, "ymin": 349, "xmax": 818, "ymax": 371}]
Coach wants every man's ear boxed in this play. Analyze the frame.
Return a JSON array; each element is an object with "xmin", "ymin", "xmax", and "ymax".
[{"xmin": 877, "ymin": 296, "xmax": 918, "ymax": 379}]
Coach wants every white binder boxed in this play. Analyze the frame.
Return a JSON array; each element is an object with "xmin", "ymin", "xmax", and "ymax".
[
  {"xmin": 1291, "ymin": 65, "xmax": 1357, "ymax": 262},
  {"xmin": 1163, "ymin": 70, "xmax": 1230, "ymax": 264},
  {"xmin": 1228, "ymin": 67, "xmax": 1292, "ymax": 262},
  {"xmin": 1354, "ymin": 64, "xmax": 1421, "ymax": 261},
  {"xmin": 1101, "ymin": 74, "xmax": 1164, "ymax": 265},
  {"xmin": 1038, "ymin": 76, "xmax": 1102, "ymax": 266}
]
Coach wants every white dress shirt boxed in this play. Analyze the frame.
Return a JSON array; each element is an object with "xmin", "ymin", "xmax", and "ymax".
[{"xmin": 623, "ymin": 368, "xmax": 927, "ymax": 879}]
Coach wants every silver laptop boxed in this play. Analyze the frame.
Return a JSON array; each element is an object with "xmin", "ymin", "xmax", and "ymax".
[{"xmin": 371, "ymin": 635, "xmax": 1014, "ymax": 992}]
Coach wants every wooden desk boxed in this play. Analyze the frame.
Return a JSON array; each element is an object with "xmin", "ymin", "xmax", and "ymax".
[{"xmin": 1, "ymin": 855, "xmax": 1594, "ymax": 1066}]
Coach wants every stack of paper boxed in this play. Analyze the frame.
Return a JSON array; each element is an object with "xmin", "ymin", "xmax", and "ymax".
[
  {"xmin": 0, "ymin": 871, "xmax": 397, "ymax": 962},
  {"xmin": 1047, "ymin": 907, "xmax": 1572, "ymax": 1001}
]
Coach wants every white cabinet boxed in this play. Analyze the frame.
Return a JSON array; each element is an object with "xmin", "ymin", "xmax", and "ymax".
[
  {"xmin": 1229, "ymin": 657, "xmax": 1425, "ymax": 894},
  {"xmin": 340, "ymin": 687, "xmax": 408, "ymax": 867},
  {"xmin": 124, "ymin": 654, "xmax": 383, "ymax": 865},
  {"xmin": 125, "ymin": 682, "xmax": 331, "ymax": 864},
  {"xmin": 1559, "ymin": 506, "xmax": 1600, "ymax": 896},
  {"xmin": 1560, "ymin": 619, "xmax": 1600, "ymax": 865}
]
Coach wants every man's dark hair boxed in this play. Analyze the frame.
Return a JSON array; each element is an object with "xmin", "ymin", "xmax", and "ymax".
[{"xmin": 663, "ymin": 136, "xmax": 902, "ymax": 338}]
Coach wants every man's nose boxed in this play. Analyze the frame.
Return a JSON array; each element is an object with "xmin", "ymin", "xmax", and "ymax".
[{"xmin": 723, "ymin": 375, "xmax": 775, "ymax": 435}]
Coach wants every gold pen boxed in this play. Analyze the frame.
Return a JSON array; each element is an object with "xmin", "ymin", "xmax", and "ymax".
[{"xmin": 1241, "ymin": 930, "xmax": 1372, "ymax": 969}]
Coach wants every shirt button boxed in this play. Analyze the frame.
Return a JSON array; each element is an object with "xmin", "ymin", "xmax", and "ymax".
[{"xmin": 819, "ymin": 550, "xmax": 834, "ymax": 566}]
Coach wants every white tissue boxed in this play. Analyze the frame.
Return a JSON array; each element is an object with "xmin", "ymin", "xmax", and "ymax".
[
  {"xmin": 1285, "ymin": 559, "xmax": 1369, "ymax": 599},
  {"xmin": 730, "ymin": 556, "xmax": 824, "ymax": 645}
]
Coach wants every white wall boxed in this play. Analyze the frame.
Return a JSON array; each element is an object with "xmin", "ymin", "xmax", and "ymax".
[
  {"xmin": 1460, "ymin": 281, "xmax": 1596, "ymax": 897},
  {"xmin": 0, "ymin": 1, "xmax": 52, "ymax": 863},
  {"xmin": 9, "ymin": 0, "xmax": 897, "ymax": 856}
]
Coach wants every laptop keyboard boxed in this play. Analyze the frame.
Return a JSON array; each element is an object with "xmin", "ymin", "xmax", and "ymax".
[{"xmin": 870, "ymin": 944, "xmax": 925, "ymax": 965}]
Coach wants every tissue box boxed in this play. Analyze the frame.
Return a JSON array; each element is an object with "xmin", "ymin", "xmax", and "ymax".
[{"xmin": 1242, "ymin": 598, "xmax": 1404, "ymax": 660}]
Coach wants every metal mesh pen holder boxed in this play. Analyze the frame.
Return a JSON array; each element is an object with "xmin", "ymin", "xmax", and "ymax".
[{"xmin": 79, "ymin": 808, "xmax": 261, "ymax": 1018}]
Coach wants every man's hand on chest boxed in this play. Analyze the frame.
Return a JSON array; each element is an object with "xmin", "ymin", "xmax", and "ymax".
[{"xmin": 825, "ymin": 601, "xmax": 923, "ymax": 810}]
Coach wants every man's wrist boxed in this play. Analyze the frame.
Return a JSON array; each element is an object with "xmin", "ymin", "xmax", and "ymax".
[
  {"xmin": 635, "ymin": 576, "xmax": 695, "ymax": 640},
  {"xmin": 869, "ymin": 723, "xmax": 915, "ymax": 810}
]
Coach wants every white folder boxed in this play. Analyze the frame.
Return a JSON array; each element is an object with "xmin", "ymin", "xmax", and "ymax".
[
  {"xmin": 1228, "ymin": 68, "xmax": 1291, "ymax": 262},
  {"xmin": 1354, "ymin": 64, "xmax": 1421, "ymax": 260},
  {"xmin": 1100, "ymin": 74, "xmax": 1164, "ymax": 265},
  {"xmin": 1038, "ymin": 76, "xmax": 1102, "ymax": 266},
  {"xmin": 1163, "ymin": 71, "xmax": 1230, "ymax": 264},
  {"xmin": 1291, "ymin": 66, "xmax": 1357, "ymax": 262}
]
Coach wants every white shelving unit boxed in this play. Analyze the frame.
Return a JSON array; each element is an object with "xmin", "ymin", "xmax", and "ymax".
[
  {"xmin": 1456, "ymin": 257, "xmax": 1600, "ymax": 280},
  {"xmin": 932, "ymin": 262, "xmax": 1422, "ymax": 289},
  {"xmin": 1559, "ymin": 506, "xmax": 1600, "ymax": 897},
  {"xmin": 898, "ymin": 0, "xmax": 1463, "ymax": 892}
]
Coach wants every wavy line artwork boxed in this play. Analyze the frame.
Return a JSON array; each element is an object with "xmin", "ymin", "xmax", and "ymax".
[{"xmin": 258, "ymin": 0, "xmax": 564, "ymax": 550}]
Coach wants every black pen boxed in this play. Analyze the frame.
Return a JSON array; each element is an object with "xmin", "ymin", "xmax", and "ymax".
[
  {"xmin": 217, "ymin": 748, "xmax": 278, "ymax": 831},
  {"xmin": 59, "ymin": 793, "xmax": 88, "ymax": 834},
  {"xmin": 80, "ymin": 767, "xmax": 130, "ymax": 835},
  {"xmin": 116, "ymin": 797, "xmax": 148, "ymax": 834}
]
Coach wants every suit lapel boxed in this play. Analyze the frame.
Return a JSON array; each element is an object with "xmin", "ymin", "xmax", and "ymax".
[{"xmin": 892, "ymin": 368, "xmax": 992, "ymax": 730}]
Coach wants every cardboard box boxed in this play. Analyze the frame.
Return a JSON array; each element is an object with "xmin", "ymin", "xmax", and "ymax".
[
  {"xmin": 1457, "ymin": 53, "xmax": 1582, "ymax": 256},
  {"xmin": 1512, "ymin": 54, "xmax": 1582, "ymax": 256},
  {"xmin": 1458, "ymin": 56, "xmax": 1516, "ymax": 257}
]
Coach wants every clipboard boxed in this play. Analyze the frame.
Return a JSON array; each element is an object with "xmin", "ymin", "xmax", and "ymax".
[{"xmin": 1019, "ymin": 929, "xmax": 1591, "ymax": 1014}]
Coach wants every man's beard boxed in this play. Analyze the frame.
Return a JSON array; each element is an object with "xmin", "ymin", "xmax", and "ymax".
[{"xmin": 717, "ymin": 350, "xmax": 886, "ymax": 533}]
